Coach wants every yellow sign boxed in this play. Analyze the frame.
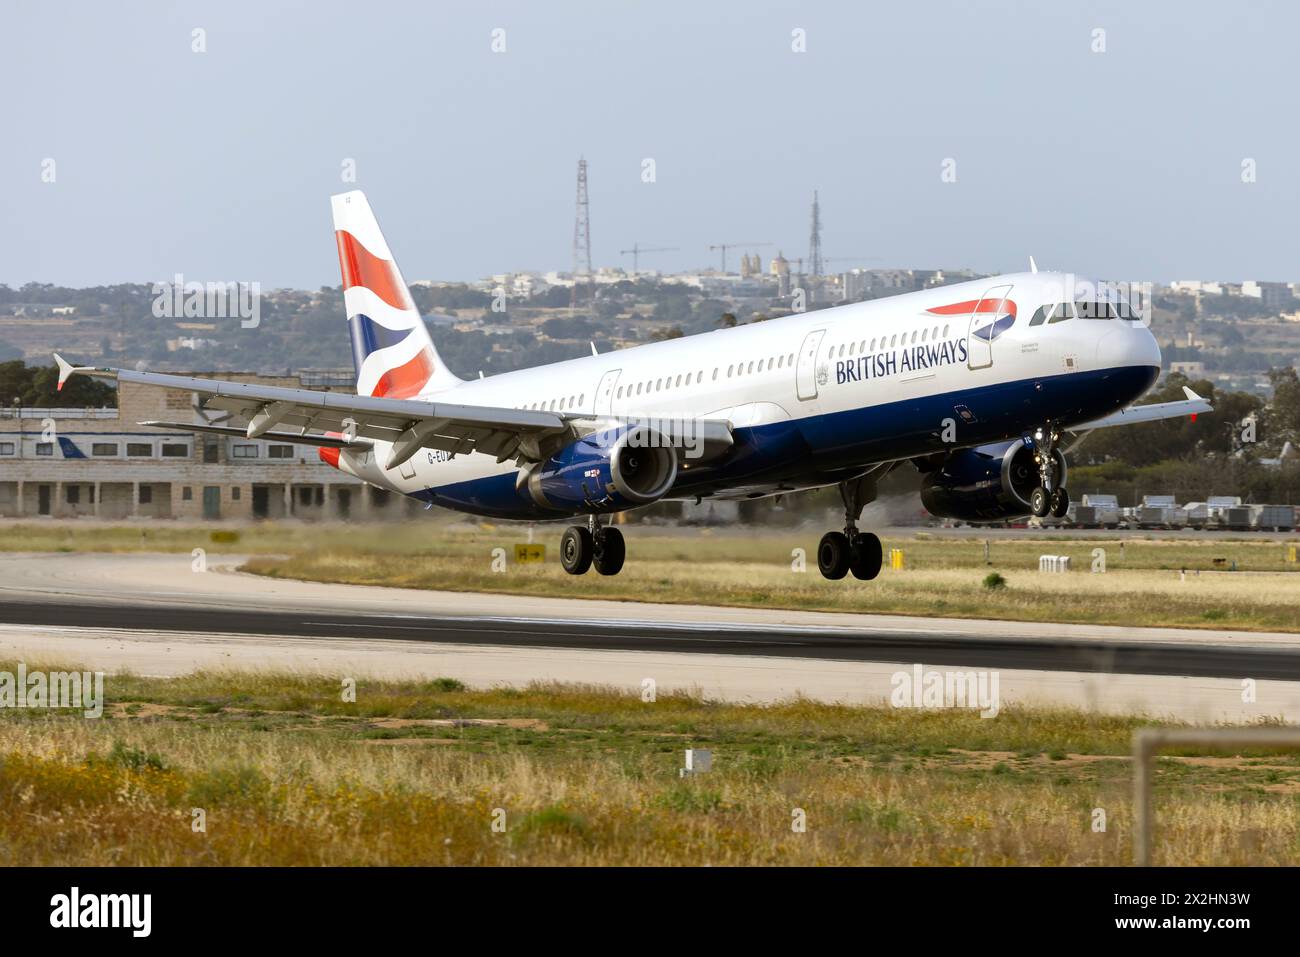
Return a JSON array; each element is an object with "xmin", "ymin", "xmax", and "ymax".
[
  {"xmin": 514, "ymin": 544, "xmax": 546, "ymax": 564},
  {"xmin": 889, "ymin": 548, "xmax": 905, "ymax": 571},
  {"xmin": 1288, "ymin": 545, "xmax": 1297, "ymax": 564}
]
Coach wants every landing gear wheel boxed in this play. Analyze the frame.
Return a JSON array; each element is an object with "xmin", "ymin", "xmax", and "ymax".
[
  {"xmin": 849, "ymin": 532, "xmax": 883, "ymax": 581},
  {"xmin": 817, "ymin": 531, "xmax": 851, "ymax": 580},
  {"xmin": 1030, "ymin": 486, "xmax": 1050, "ymax": 518},
  {"xmin": 593, "ymin": 527, "xmax": 625, "ymax": 576},
  {"xmin": 1049, "ymin": 486, "xmax": 1070, "ymax": 519},
  {"xmin": 560, "ymin": 525, "xmax": 593, "ymax": 575}
]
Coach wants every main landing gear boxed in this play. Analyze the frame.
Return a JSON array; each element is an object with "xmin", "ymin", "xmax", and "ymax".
[
  {"xmin": 817, "ymin": 475, "xmax": 883, "ymax": 581},
  {"xmin": 560, "ymin": 515, "xmax": 626, "ymax": 576},
  {"xmin": 1027, "ymin": 422, "xmax": 1070, "ymax": 519}
]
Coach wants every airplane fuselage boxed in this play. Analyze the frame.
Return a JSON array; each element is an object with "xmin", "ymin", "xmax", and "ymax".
[{"xmin": 330, "ymin": 270, "xmax": 1161, "ymax": 519}]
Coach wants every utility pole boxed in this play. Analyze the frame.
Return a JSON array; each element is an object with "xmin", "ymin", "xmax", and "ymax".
[
  {"xmin": 571, "ymin": 157, "xmax": 593, "ymax": 313},
  {"xmin": 808, "ymin": 190, "xmax": 824, "ymax": 280}
]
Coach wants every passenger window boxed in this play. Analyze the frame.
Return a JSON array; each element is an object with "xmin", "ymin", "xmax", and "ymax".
[{"xmin": 1048, "ymin": 303, "xmax": 1075, "ymax": 324}]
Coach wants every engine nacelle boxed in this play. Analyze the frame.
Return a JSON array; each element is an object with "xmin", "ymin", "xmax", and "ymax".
[
  {"xmin": 919, "ymin": 439, "xmax": 1067, "ymax": 523},
  {"xmin": 526, "ymin": 425, "xmax": 678, "ymax": 513}
]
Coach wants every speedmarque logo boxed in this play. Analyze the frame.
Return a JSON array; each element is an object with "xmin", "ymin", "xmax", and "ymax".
[{"xmin": 50, "ymin": 887, "xmax": 151, "ymax": 937}]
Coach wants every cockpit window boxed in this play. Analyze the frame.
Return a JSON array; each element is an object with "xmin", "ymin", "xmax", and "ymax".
[
  {"xmin": 1075, "ymin": 300, "xmax": 1116, "ymax": 319},
  {"xmin": 1029, "ymin": 305, "xmax": 1048, "ymax": 326},
  {"xmin": 1047, "ymin": 302, "xmax": 1075, "ymax": 324},
  {"xmin": 1114, "ymin": 299, "xmax": 1143, "ymax": 321}
]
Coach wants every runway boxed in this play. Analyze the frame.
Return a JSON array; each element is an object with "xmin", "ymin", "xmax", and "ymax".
[{"xmin": 2, "ymin": 552, "xmax": 1299, "ymax": 721}]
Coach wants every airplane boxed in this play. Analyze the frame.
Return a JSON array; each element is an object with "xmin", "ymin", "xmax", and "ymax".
[{"xmin": 55, "ymin": 189, "xmax": 1211, "ymax": 580}]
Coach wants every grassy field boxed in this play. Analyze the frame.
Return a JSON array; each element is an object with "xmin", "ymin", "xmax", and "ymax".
[
  {"xmin": 4, "ymin": 521, "xmax": 1300, "ymax": 631},
  {"xmin": 1, "ymin": 663, "xmax": 1297, "ymax": 866}
]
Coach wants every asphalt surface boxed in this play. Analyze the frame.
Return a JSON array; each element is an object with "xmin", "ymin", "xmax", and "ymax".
[{"xmin": 2, "ymin": 596, "xmax": 1295, "ymax": 681}]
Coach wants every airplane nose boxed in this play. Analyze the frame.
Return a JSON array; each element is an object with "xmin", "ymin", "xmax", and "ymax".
[{"xmin": 1097, "ymin": 325, "xmax": 1160, "ymax": 371}]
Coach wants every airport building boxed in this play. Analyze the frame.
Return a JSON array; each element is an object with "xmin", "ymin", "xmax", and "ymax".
[{"xmin": 0, "ymin": 372, "xmax": 416, "ymax": 521}]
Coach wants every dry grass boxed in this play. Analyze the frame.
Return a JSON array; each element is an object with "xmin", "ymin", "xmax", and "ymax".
[
  {"xmin": 1, "ymin": 665, "xmax": 1298, "ymax": 866},
  {"xmin": 244, "ymin": 547, "xmax": 1300, "ymax": 632}
]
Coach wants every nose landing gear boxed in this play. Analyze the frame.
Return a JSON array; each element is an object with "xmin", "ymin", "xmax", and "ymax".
[
  {"xmin": 1027, "ymin": 423, "xmax": 1070, "ymax": 519},
  {"xmin": 560, "ymin": 515, "xmax": 626, "ymax": 576},
  {"xmin": 817, "ymin": 475, "xmax": 883, "ymax": 581}
]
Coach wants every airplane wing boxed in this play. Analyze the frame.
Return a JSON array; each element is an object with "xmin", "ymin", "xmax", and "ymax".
[
  {"xmin": 54, "ymin": 354, "xmax": 570, "ymax": 469},
  {"xmin": 1069, "ymin": 386, "xmax": 1213, "ymax": 431}
]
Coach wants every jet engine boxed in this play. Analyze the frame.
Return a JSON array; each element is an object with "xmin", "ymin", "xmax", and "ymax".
[
  {"xmin": 525, "ymin": 425, "xmax": 678, "ymax": 513},
  {"xmin": 919, "ymin": 438, "xmax": 1067, "ymax": 523}
]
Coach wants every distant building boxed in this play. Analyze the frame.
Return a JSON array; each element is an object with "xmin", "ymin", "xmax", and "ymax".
[
  {"xmin": 0, "ymin": 372, "xmax": 414, "ymax": 521},
  {"xmin": 1241, "ymin": 280, "xmax": 1290, "ymax": 310}
]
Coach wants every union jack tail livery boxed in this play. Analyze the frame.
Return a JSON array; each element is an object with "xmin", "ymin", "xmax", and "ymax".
[{"xmin": 331, "ymin": 190, "xmax": 460, "ymax": 398}]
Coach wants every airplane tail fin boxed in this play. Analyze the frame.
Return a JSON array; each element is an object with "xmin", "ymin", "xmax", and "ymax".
[{"xmin": 331, "ymin": 190, "xmax": 461, "ymax": 398}]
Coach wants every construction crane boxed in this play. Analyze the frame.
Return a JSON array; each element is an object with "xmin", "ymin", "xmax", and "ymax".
[
  {"xmin": 707, "ymin": 241, "xmax": 772, "ymax": 274},
  {"xmin": 619, "ymin": 243, "xmax": 679, "ymax": 275}
]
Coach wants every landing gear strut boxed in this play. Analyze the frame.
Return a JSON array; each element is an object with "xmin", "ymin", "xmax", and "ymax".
[
  {"xmin": 1027, "ymin": 422, "xmax": 1070, "ymax": 519},
  {"xmin": 561, "ymin": 515, "xmax": 625, "ymax": 576},
  {"xmin": 817, "ymin": 475, "xmax": 883, "ymax": 581}
]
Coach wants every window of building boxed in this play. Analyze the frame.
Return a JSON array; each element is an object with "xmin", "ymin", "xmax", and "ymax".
[
  {"xmin": 66, "ymin": 485, "xmax": 80, "ymax": 505},
  {"xmin": 268, "ymin": 444, "xmax": 294, "ymax": 459},
  {"xmin": 314, "ymin": 487, "xmax": 324, "ymax": 506},
  {"xmin": 233, "ymin": 444, "xmax": 259, "ymax": 458},
  {"xmin": 161, "ymin": 444, "xmax": 188, "ymax": 458},
  {"xmin": 232, "ymin": 487, "xmax": 241, "ymax": 501},
  {"xmin": 0, "ymin": 442, "xmax": 13, "ymax": 455},
  {"xmin": 127, "ymin": 442, "xmax": 152, "ymax": 457},
  {"xmin": 36, "ymin": 442, "xmax": 53, "ymax": 456},
  {"xmin": 203, "ymin": 437, "xmax": 219, "ymax": 463},
  {"xmin": 92, "ymin": 443, "xmax": 118, "ymax": 457},
  {"xmin": 139, "ymin": 485, "xmax": 153, "ymax": 505},
  {"xmin": 299, "ymin": 487, "xmax": 312, "ymax": 505},
  {"xmin": 182, "ymin": 486, "xmax": 193, "ymax": 501}
]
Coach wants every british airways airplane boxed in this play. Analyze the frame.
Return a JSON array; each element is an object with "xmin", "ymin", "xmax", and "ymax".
[{"xmin": 56, "ymin": 190, "xmax": 1210, "ymax": 580}]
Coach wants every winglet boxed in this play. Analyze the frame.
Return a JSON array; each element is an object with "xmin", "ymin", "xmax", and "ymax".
[
  {"xmin": 1182, "ymin": 385, "xmax": 1204, "ymax": 401},
  {"xmin": 52, "ymin": 353, "xmax": 114, "ymax": 391},
  {"xmin": 53, "ymin": 353, "xmax": 77, "ymax": 391}
]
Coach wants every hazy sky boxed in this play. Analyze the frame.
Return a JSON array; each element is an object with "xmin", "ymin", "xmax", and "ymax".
[{"xmin": 2, "ymin": 1, "xmax": 1296, "ymax": 288}]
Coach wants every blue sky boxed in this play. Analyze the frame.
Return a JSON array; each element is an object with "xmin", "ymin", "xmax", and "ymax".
[{"xmin": 2, "ymin": 1, "xmax": 1296, "ymax": 287}]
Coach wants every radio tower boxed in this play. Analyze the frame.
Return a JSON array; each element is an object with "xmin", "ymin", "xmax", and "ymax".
[
  {"xmin": 571, "ymin": 157, "xmax": 593, "ymax": 312},
  {"xmin": 808, "ymin": 190, "xmax": 824, "ymax": 280}
]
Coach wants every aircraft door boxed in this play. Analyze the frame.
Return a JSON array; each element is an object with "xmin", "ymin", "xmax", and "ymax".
[
  {"xmin": 966, "ymin": 284, "xmax": 1012, "ymax": 371},
  {"xmin": 594, "ymin": 368, "xmax": 621, "ymax": 416},
  {"xmin": 796, "ymin": 329, "xmax": 826, "ymax": 400}
]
